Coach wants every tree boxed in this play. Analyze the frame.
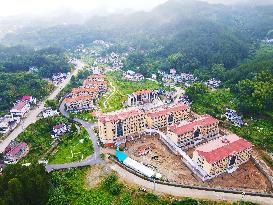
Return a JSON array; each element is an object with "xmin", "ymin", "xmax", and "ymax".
[
  {"xmin": 0, "ymin": 164, "xmax": 50, "ymax": 205},
  {"xmin": 186, "ymin": 83, "xmax": 209, "ymax": 101}
]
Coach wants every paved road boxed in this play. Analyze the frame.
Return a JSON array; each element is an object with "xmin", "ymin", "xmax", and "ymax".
[
  {"xmin": 0, "ymin": 60, "xmax": 85, "ymax": 153},
  {"xmin": 111, "ymin": 164, "xmax": 273, "ymax": 205},
  {"xmin": 45, "ymin": 100, "xmax": 103, "ymax": 172}
]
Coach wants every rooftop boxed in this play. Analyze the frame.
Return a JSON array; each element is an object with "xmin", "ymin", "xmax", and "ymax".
[
  {"xmin": 83, "ymin": 79, "xmax": 108, "ymax": 85},
  {"xmin": 146, "ymin": 103, "xmax": 189, "ymax": 118},
  {"xmin": 7, "ymin": 142, "xmax": 28, "ymax": 157},
  {"xmin": 22, "ymin": 96, "xmax": 32, "ymax": 101},
  {"xmin": 64, "ymin": 96, "xmax": 94, "ymax": 103},
  {"xmin": 168, "ymin": 115, "xmax": 218, "ymax": 135},
  {"xmin": 131, "ymin": 89, "xmax": 154, "ymax": 96},
  {"xmin": 195, "ymin": 134, "xmax": 252, "ymax": 164},
  {"xmin": 88, "ymin": 74, "xmax": 106, "ymax": 79},
  {"xmin": 99, "ymin": 107, "xmax": 143, "ymax": 123},
  {"xmin": 53, "ymin": 124, "xmax": 66, "ymax": 129},
  {"xmin": 12, "ymin": 101, "xmax": 27, "ymax": 111},
  {"xmin": 72, "ymin": 87, "xmax": 98, "ymax": 94}
]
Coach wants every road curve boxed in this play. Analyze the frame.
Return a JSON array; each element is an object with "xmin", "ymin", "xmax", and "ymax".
[
  {"xmin": 45, "ymin": 100, "xmax": 103, "ymax": 172},
  {"xmin": 0, "ymin": 60, "xmax": 85, "ymax": 153}
]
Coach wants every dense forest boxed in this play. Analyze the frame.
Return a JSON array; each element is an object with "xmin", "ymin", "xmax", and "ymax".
[{"xmin": 0, "ymin": 45, "xmax": 70, "ymax": 114}]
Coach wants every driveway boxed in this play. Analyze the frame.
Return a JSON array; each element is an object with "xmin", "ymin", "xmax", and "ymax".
[{"xmin": 0, "ymin": 60, "xmax": 85, "ymax": 153}]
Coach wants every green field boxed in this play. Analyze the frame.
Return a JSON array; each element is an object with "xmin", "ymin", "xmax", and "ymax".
[
  {"xmin": 48, "ymin": 127, "xmax": 93, "ymax": 164},
  {"xmin": 98, "ymin": 71, "xmax": 164, "ymax": 113}
]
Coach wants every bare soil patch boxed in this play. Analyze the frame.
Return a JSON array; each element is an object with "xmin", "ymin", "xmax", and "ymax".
[{"xmin": 124, "ymin": 136, "xmax": 272, "ymax": 193}]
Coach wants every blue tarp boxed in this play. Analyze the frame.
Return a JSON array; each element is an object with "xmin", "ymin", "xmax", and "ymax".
[{"xmin": 116, "ymin": 151, "xmax": 128, "ymax": 162}]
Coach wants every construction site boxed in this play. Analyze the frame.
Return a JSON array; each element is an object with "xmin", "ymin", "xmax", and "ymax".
[{"xmin": 123, "ymin": 135, "xmax": 272, "ymax": 193}]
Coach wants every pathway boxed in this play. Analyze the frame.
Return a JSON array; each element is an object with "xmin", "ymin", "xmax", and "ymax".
[
  {"xmin": 103, "ymin": 79, "xmax": 116, "ymax": 109},
  {"xmin": 0, "ymin": 59, "xmax": 85, "ymax": 153}
]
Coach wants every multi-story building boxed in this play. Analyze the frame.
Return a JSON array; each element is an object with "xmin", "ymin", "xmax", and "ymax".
[
  {"xmin": 127, "ymin": 90, "xmax": 158, "ymax": 106},
  {"xmin": 83, "ymin": 79, "xmax": 108, "ymax": 91},
  {"xmin": 71, "ymin": 87, "xmax": 99, "ymax": 98},
  {"xmin": 98, "ymin": 107, "xmax": 146, "ymax": 146},
  {"xmin": 87, "ymin": 74, "xmax": 106, "ymax": 82},
  {"xmin": 192, "ymin": 134, "xmax": 252, "ymax": 177},
  {"xmin": 64, "ymin": 96, "xmax": 94, "ymax": 112},
  {"xmin": 167, "ymin": 115, "xmax": 219, "ymax": 149},
  {"xmin": 10, "ymin": 101, "xmax": 30, "ymax": 118},
  {"xmin": 146, "ymin": 103, "xmax": 190, "ymax": 129}
]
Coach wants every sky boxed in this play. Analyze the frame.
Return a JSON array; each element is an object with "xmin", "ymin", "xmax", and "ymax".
[
  {"xmin": 0, "ymin": 0, "xmax": 272, "ymax": 17},
  {"xmin": 0, "ymin": 0, "xmax": 168, "ymax": 17}
]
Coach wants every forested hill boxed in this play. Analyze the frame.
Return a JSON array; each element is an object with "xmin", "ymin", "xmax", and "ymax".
[{"xmin": 1, "ymin": 0, "xmax": 273, "ymax": 70}]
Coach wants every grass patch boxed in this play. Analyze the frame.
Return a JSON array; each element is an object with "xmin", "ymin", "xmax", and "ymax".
[
  {"xmin": 99, "ymin": 71, "xmax": 164, "ymax": 113},
  {"xmin": 70, "ymin": 111, "xmax": 97, "ymax": 123},
  {"xmin": 48, "ymin": 127, "xmax": 93, "ymax": 164},
  {"xmin": 17, "ymin": 116, "xmax": 70, "ymax": 164},
  {"xmin": 48, "ymin": 167, "xmax": 249, "ymax": 205}
]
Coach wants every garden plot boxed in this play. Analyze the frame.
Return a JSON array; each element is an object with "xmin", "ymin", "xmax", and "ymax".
[{"xmin": 124, "ymin": 136, "xmax": 272, "ymax": 193}]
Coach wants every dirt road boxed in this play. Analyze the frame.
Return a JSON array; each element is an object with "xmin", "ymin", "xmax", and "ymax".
[{"xmin": 0, "ymin": 60, "xmax": 85, "ymax": 153}]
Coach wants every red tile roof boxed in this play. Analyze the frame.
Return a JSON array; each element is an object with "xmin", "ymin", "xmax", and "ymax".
[
  {"xmin": 7, "ymin": 142, "xmax": 28, "ymax": 157},
  {"xmin": 83, "ymin": 79, "xmax": 107, "ymax": 85},
  {"xmin": 132, "ymin": 89, "xmax": 153, "ymax": 95},
  {"xmin": 168, "ymin": 115, "xmax": 218, "ymax": 135},
  {"xmin": 99, "ymin": 108, "xmax": 143, "ymax": 123},
  {"xmin": 195, "ymin": 135, "xmax": 252, "ymax": 164},
  {"xmin": 53, "ymin": 124, "xmax": 66, "ymax": 129},
  {"xmin": 13, "ymin": 101, "xmax": 27, "ymax": 111},
  {"xmin": 22, "ymin": 96, "xmax": 32, "ymax": 101},
  {"xmin": 72, "ymin": 87, "xmax": 98, "ymax": 94},
  {"xmin": 64, "ymin": 96, "xmax": 94, "ymax": 103},
  {"xmin": 88, "ymin": 74, "xmax": 106, "ymax": 79},
  {"xmin": 146, "ymin": 103, "xmax": 189, "ymax": 118}
]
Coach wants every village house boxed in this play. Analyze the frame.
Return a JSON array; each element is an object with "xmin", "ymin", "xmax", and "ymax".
[
  {"xmin": 10, "ymin": 101, "xmax": 30, "ymax": 118},
  {"xmin": 0, "ymin": 116, "xmax": 20, "ymax": 134},
  {"xmin": 4, "ymin": 142, "xmax": 29, "ymax": 164},
  {"xmin": 127, "ymin": 90, "xmax": 158, "ymax": 106},
  {"xmin": 64, "ymin": 96, "xmax": 95, "ymax": 112},
  {"xmin": 42, "ymin": 108, "xmax": 59, "ymax": 118},
  {"xmin": 98, "ymin": 107, "xmax": 146, "ymax": 146},
  {"xmin": 146, "ymin": 103, "xmax": 190, "ymax": 129},
  {"xmin": 21, "ymin": 96, "xmax": 36, "ymax": 104},
  {"xmin": 167, "ymin": 115, "xmax": 219, "ymax": 150},
  {"xmin": 83, "ymin": 79, "xmax": 108, "ymax": 91},
  {"xmin": 71, "ymin": 87, "xmax": 99, "ymax": 98},
  {"xmin": 51, "ymin": 123, "xmax": 69, "ymax": 138},
  {"xmin": 192, "ymin": 134, "xmax": 252, "ymax": 177},
  {"xmin": 87, "ymin": 74, "xmax": 106, "ymax": 82},
  {"xmin": 52, "ymin": 73, "xmax": 67, "ymax": 86}
]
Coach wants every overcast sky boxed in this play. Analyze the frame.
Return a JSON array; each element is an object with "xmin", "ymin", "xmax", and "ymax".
[
  {"xmin": 0, "ymin": 0, "xmax": 271, "ymax": 17},
  {"xmin": 0, "ymin": 0, "xmax": 169, "ymax": 17}
]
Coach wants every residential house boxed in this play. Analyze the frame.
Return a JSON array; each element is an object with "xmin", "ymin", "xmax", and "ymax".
[
  {"xmin": 98, "ymin": 107, "xmax": 146, "ymax": 146},
  {"xmin": 71, "ymin": 87, "xmax": 99, "ymax": 98},
  {"xmin": 64, "ymin": 96, "xmax": 95, "ymax": 112},
  {"xmin": 192, "ymin": 134, "xmax": 252, "ymax": 177},
  {"xmin": 127, "ymin": 90, "xmax": 158, "ymax": 106},
  {"xmin": 10, "ymin": 101, "xmax": 30, "ymax": 118},
  {"xmin": 51, "ymin": 123, "xmax": 69, "ymax": 138},
  {"xmin": 4, "ymin": 142, "xmax": 29, "ymax": 164},
  {"xmin": 146, "ymin": 103, "xmax": 190, "ymax": 129},
  {"xmin": 167, "ymin": 115, "xmax": 219, "ymax": 150}
]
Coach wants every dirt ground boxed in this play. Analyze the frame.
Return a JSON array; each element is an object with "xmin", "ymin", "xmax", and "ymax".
[
  {"xmin": 124, "ymin": 136, "xmax": 272, "ymax": 193},
  {"xmin": 85, "ymin": 164, "xmax": 113, "ymax": 188}
]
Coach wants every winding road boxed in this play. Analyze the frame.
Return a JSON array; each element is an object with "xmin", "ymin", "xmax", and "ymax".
[
  {"xmin": 0, "ymin": 60, "xmax": 85, "ymax": 153},
  {"xmin": 45, "ymin": 101, "xmax": 103, "ymax": 172}
]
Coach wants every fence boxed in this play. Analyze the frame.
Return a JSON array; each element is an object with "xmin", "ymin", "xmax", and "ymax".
[{"xmin": 111, "ymin": 157, "xmax": 273, "ymax": 198}]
